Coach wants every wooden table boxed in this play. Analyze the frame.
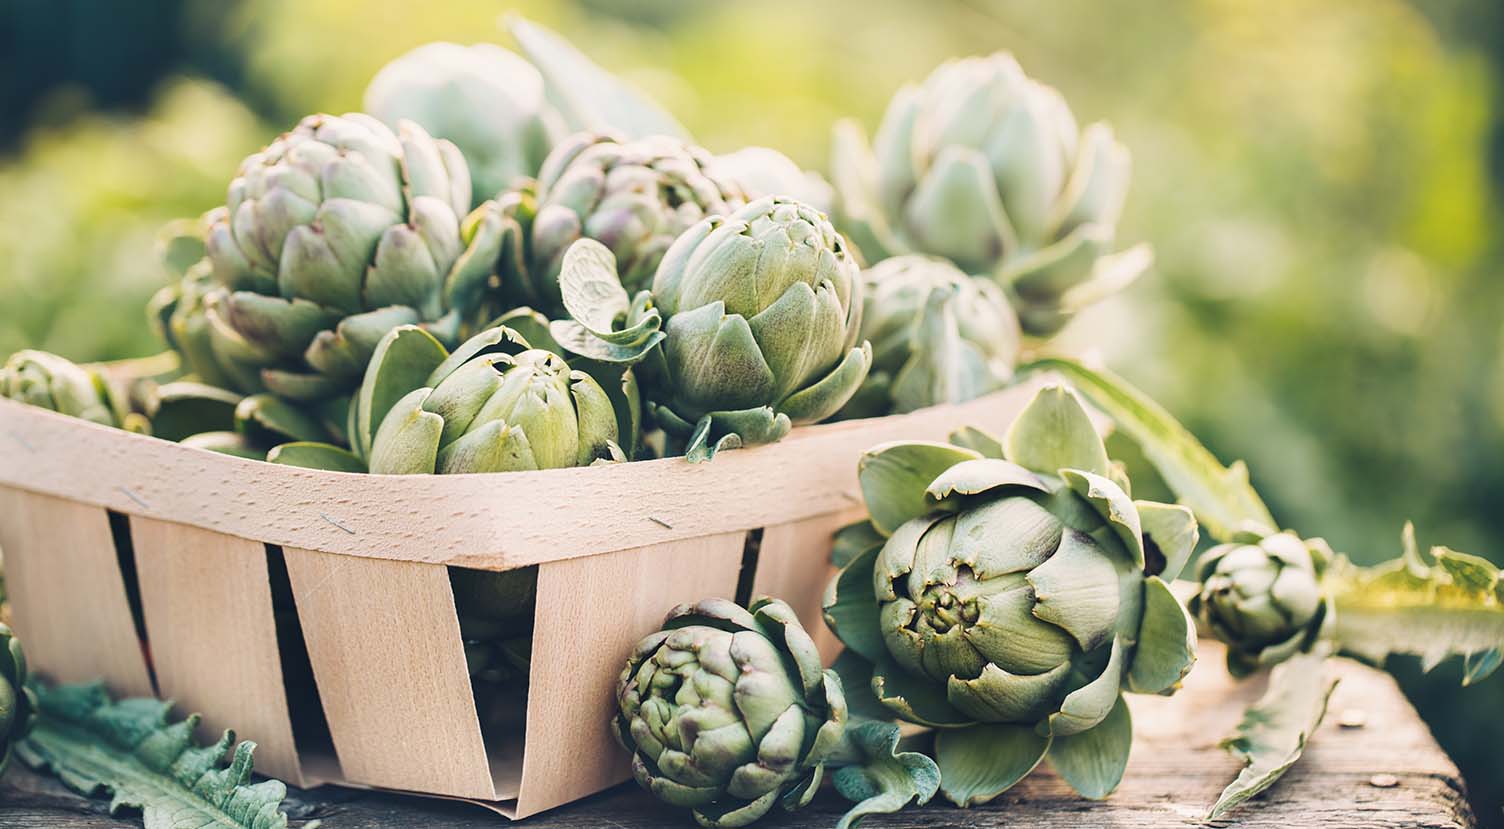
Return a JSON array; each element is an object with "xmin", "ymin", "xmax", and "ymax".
[{"xmin": 0, "ymin": 645, "xmax": 1476, "ymax": 828}]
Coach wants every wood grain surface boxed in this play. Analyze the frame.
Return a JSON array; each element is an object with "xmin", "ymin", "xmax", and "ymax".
[
  {"xmin": 0, "ymin": 644, "xmax": 1475, "ymax": 828},
  {"xmin": 0, "ymin": 380, "xmax": 1050, "ymax": 570}
]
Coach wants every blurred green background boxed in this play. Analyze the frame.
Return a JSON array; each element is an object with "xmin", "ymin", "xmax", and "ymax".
[{"xmin": 2, "ymin": 0, "xmax": 1500, "ymax": 820}]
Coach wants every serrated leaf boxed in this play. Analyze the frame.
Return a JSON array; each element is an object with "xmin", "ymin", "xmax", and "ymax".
[
  {"xmin": 507, "ymin": 15, "xmax": 691, "ymax": 141},
  {"xmin": 1023, "ymin": 357, "xmax": 1276, "ymax": 542},
  {"xmin": 1207, "ymin": 650, "xmax": 1337, "ymax": 821},
  {"xmin": 17, "ymin": 680, "xmax": 303, "ymax": 829},
  {"xmin": 1329, "ymin": 528, "xmax": 1504, "ymax": 675},
  {"xmin": 829, "ymin": 720, "xmax": 940, "ymax": 829}
]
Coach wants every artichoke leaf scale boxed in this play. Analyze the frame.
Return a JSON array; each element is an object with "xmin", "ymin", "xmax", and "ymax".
[{"xmin": 1027, "ymin": 529, "xmax": 1123, "ymax": 652}]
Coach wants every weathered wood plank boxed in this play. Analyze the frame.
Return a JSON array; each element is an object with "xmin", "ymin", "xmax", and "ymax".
[{"xmin": 0, "ymin": 644, "xmax": 1474, "ymax": 827}]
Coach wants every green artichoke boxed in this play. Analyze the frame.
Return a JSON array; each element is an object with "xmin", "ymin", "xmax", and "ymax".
[
  {"xmin": 201, "ymin": 112, "xmax": 505, "ymax": 402},
  {"xmin": 831, "ymin": 53, "xmax": 1151, "ymax": 336},
  {"xmin": 1, "ymin": 350, "xmax": 129, "ymax": 428},
  {"xmin": 269, "ymin": 323, "xmax": 622, "ymax": 474},
  {"xmin": 615, "ymin": 598, "xmax": 847, "ymax": 828},
  {"xmin": 1190, "ymin": 532, "xmax": 1331, "ymax": 677},
  {"xmin": 824, "ymin": 385, "xmax": 1199, "ymax": 804},
  {"xmin": 511, "ymin": 132, "xmax": 744, "ymax": 311},
  {"xmin": 0, "ymin": 623, "xmax": 36, "ymax": 774},
  {"xmin": 364, "ymin": 42, "xmax": 562, "ymax": 206},
  {"xmin": 838, "ymin": 255, "xmax": 1020, "ymax": 419}
]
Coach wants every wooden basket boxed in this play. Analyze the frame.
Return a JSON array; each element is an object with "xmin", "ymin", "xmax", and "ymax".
[{"xmin": 0, "ymin": 380, "xmax": 1047, "ymax": 819}]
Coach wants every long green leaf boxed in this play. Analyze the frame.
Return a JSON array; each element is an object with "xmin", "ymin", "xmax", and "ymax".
[
  {"xmin": 1021, "ymin": 357, "xmax": 1276, "ymax": 541},
  {"xmin": 1207, "ymin": 649, "xmax": 1337, "ymax": 820},
  {"xmin": 15, "ymin": 681, "xmax": 306, "ymax": 829},
  {"xmin": 1329, "ymin": 523, "xmax": 1504, "ymax": 679}
]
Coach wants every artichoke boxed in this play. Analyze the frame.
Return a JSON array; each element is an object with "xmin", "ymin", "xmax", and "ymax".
[
  {"xmin": 615, "ymin": 598, "xmax": 847, "ymax": 828},
  {"xmin": 824, "ymin": 385, "xmax": 1199, "ymax": 803},
  {"xmin": 200, "ymin": 112, "xmax": 505, "ymax": 402},
  {"xmin": 838, "ymin": 255, "xmax": 1020, "ymax": 419},
  {"xmin": 0, "ymin": 623, "xmax": 35, "ymax": 774},
  {"xmin": 511, "ymin": 132, "xmax": 744, "ymax": 311},
  {"xmin": 1190, "ymin": 532, "xmax": 1332, "ymax": 677},
  {"xmin": 831, "ymin": 53, "xmax": 1151, "ymax": 336},
  {"xmin": 555, "ymin": 196, "xmax": 873, "ymax": 460},
  {"xmin": 269, "ymin": 323, "xmax": 622, "ymax": 474},
  {"xmin": 364, "ymin": 42, "xmax": 562, "ymax": 206},
  {"xmin": 1, "ymin": 350, "xmax": 130, "ymax": 428}
]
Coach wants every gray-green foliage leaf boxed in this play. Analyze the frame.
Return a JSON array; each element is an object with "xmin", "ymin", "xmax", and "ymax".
[
  {"xmin": 1329, "ymin": 523, "xmax": 1504, "ymax": 675},
  {"xmin": 1024, "ymin": 357, "xmax": 1277, "ymax": 541},
  {"xmin": 1207, "ymin": 649, "xmax": 1337, "ymax": 821},
  {"xmin": 15, "ymin": 681, "xmax": 305, "ymax": 829},
  {"xmin": 829, "ymin": 720, "xmax": 940, "ymax": 829}
]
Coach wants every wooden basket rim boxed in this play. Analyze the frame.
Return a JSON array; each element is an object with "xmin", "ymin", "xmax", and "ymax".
[{"xmin": 0, "ymin": 378, "xmax": 1052, "ymax": 569}]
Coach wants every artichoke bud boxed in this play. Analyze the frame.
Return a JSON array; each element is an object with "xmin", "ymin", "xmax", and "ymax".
[
  {"xmin": 840, "ymin": 255, "xmax": 1020, "ymax": 419},
  {"xmin": 615, "ymin": 598, "xmax": 847, "ymax": 827},
  {"xmin": 831, "ymin": 53, "xmax": 1151, "ymax": 337},
  {"xmin": 198, "ymin": 112, "xmax": 503, "ymax": 403},
  {"xmin": 1191, "ymin": 532, "xmax": 1331, "ymax": 676},
  {"xmin": 512, "ymin": 132, "xmax": 744, "ymax": 312},
  {"xmin": 645, "ymin": 196, "xmax": 873, "ymax": 460},
  {"xmin": 1, "ymin": 350, "xmax": 126, "ymax": 428}
]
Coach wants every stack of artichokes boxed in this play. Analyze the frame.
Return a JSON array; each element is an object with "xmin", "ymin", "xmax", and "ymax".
[{"xmin": 0, "ymin": 19, "xmax": 1211, "ymax": 828}]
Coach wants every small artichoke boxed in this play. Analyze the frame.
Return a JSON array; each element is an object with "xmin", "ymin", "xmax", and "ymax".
[
  {"xmin": 269, "ymin": 323, "xmax": 622, "ymax": 474},
  {"xmin": 513, "ymin": 133, "xmax": 744, "ymax": 310},
  {"xmin": 824, "ymin": 385, "xmax": 1199, "ymax": 803},
  {"xmin": 0, "ymin": 623, "xmax": 36, "ymax": 774},
  {"xmin": 838, "ymin": 255, "xmax": 1020, "ymax": 419},
  {"xmin": 832, "ymin": 53, "xmax": 1151, "ymax": 336},
  {"xmin": 615, "ymin": 598, "xmax": 847, "ymax": 828},
  {"xmin": 202, "ymin": 113, "xmax": 505, "ymax": 402},
  {"xmin": 1, "ymin": 350, "xmax": 128, "ymax": 428},
  {"xmin": 364, "ymin": 42, "xmax": 562, "ymax": 205},
  {"xmin": 1190, "ymin": 532, "xmax": 1331, "ymax": 677}
]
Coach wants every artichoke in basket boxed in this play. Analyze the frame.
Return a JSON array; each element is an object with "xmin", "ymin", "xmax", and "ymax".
[
  {"xmin": 1, "ymin": 350, "xmax": 135, "ymax": 430},
  {"xmin": 831, "ymin": 53, "xmax": 1152, "ymax": 336},
  {"xmin": 554, "ymin": 196, "xmax": 872, "ymax": 461},
  {"xmin": 1190, "ymin": 532, "xmax": 1332, "ymax": 678},
  {"xmin": 198, "ymin": 112, "xmax": 506, "ymax": 403},
  {"xmin": 0, "ymin": 623, "xmax": 36, "ymax": 774},
  {"xmin": 506, "ymin": 132, "xmax": 745, "ymax": 312},
  {"xmin": 267, "ymin": 322, "xmax": 625, "ymax": 474},
  {"xmin": 364, "ymin": 42, "xmax": 563, "ymax": 206},
  {"xmin": 838, "ymin": 255, "xmax": 1020, "ymax": 419},
  {"xmin": 616, "ymin": 598, "xmax": 847, "ymax": 828},
  {"xmin": 823, "ymin": 385, "xmax": 1199, "ymax": 804}
]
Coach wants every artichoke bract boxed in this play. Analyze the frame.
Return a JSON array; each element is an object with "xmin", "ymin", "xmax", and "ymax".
[
  {"xmin": 0, "ymin": 623, "xmax": 35, "ymax": 774},
  {"xmin": 1191, "ymin": 532, "xmax": 1331, "ymax": 677},
  {"xmin": 832, "ymin": 53, "xmax": 1152, "ymax": 336},
  {"xmin": 824, "ymin": 385, "xmax": 1199, "ymax": 804},
  {"xmin": 268, "ymin": 323, "xmax": 621, "ymax": 474},
  {"xmin": 201, "ymin": 113, "xmax": 504, "ymax": 402},
  {"xmin": 513, "ymin": 132, "xmax": 744, "ymax": 311},
  {"xmin": 554, "ymin": 196, "xmax": 873, "ymax": 460},
  {"xmin": 615, "ymin": 598, "xmax": 847, "ymax": 828},
  {"xmin": 838, "ymin": 255, "xmax": 1020, "ymax": 419},
  {"xmin": 364, "ymin": 42, "xmax": 562, "ymax": 206},
  {"xmin": 1, "ymin": 350, "xmax": 128, "ymax": 428}
]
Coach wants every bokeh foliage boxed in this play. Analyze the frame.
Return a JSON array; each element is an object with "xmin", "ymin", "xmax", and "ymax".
[{"xmin": 0, "ymin": 0, "xmax": 1499, "ymax": 820}]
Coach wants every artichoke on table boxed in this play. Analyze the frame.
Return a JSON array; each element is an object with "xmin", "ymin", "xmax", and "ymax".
[
  {"xmin": 823, "ymin": 384, "xmax": 1200, "ymax": 804},
  {"xmin": 1190, "ymin": 532, "xmax": 1332, "ymax": 677},
  {"xmin": 832, "ymin": 53, "xmax": 1152, "ymax": 336}
]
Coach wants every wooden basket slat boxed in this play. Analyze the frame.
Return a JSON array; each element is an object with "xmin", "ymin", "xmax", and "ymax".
[
  {"xmin": 754, "ymin": 512, "xmax": 858, "ymax": 666},
  {"xmin": 514, "ymin": 531, "xmax": 748, "ymax": 819},
  {"xmin": 129, "ymin": 517, "xmax": 307, "ymax": 787},
  {"xmin": 0, "ymin": 380, "xmax": 1050, "ymax": 570},
  {"xmin": 0, "ymin": 486, "xmax": 154, "ymax": 697},
  {"xmin": 281, "ymin": 547, "xmax": 494, "ymax": 798}
]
